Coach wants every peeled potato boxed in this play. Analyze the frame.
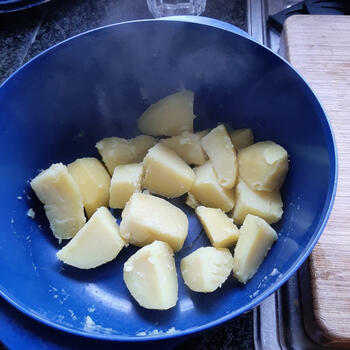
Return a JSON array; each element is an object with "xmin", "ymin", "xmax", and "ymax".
[
  {"xmin": 201, "ymin": 124, "xmax": 238, "ymax": 189},
  {"xmin": 109, "ymin": 163, "xmax": 143, "ymax": 209},
  {"xmin": 181, "ymin": 247, "xmax": 233, "ymax": 292},
  {"xmin": 68, "ymin": 157, "xmax": 111, "ymax": 218},
  {"xmin": 120, "ymin": 193, "xmax": 188, "ymax": 252},
  {"xmin": 185, "ymin": 192, "xmax": 200, "ymax": 209},
  {"xmin": 196, "ymin": 206, "xmax": 239, "ymax": 248},
  {"xmin": 30, "ymin": 163, "xmax": 86, "ymax": 239},
  {"xmin": 196, "ymin": 129, "xmax": 209, "ymax": 138},
  {"xmin": 123, "ymin": 241, "xmax": 178, "ymax": 310},
  {"xmin": 233, "ymin": 214, "xmax": 277, "ymax": 284},
  {"xmin": 189, "ymin": 161, "xmax": 235, "ymax": 212},
  {"xmin": 229, "ymin": 128, "xmax": 254, "ymax": 151},
  {"xmin": 56, "ymin": 207, "xmax": 125, "ymax": 269},
  {"xmin": 143, "ymin": 143, "xmax": 195, "ymax": 198},
  {"xmin": 96, "ymin": 135, "xmax": 156, "ymax": 174},
  {"xmin": 159, "ymin": 131, "xmax": 207, "ymax": 165},
  {"xmin": 232, "ymin": 179, "xmax": 283, "ymax": 225},
  {"xmin": 137, "ymin": 90, "xmax": 196, "ymax": 136},
  {"xmin": 238, "ymin": 141, "xmax": 288, "ymax": 192}
]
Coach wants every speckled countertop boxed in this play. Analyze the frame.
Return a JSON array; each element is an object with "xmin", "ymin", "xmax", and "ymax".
[{"xmin": 0, "ymin": 1, "xmax": 253, "ymax": 349}]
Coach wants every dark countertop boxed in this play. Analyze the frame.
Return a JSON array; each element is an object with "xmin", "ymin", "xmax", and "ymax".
[
  {"xmin": 0, "ymin": 0, "xmax": 247, "ymax": 84},
  {"xmin": 0, "ymin": 1, "xmax": 253, "ymax": 349}
]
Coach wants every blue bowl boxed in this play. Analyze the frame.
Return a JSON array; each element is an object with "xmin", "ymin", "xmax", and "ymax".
[
  {"xmin": 0, "ymin": 0, "xmax": 51, "ymax": 13},
  {"xmin": 0, "ymin": 18, "xmax": 337, "ymax": 342}
]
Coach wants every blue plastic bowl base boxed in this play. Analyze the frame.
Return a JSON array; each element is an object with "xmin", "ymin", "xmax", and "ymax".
[{"xmin": 0, "ymin": 19, "xmax": 337, "ymax": 342}]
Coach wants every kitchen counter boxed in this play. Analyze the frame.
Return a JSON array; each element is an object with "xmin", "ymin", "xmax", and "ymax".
[{"xmin": 0, "ymin": 1, "xmax": 253, "ymax": 349}]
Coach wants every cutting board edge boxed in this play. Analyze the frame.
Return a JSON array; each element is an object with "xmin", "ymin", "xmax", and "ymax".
[{"xmin": 282, "ymin": 14, "xmax": 350, "ymax": 347}]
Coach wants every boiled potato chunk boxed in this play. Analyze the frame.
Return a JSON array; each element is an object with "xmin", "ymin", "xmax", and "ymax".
[
  {"xmin": 196, "ymin": 206, "xmax": 239, "ymax": 248},
  {"xmin": 67, "ymin": 157, "xmax": 111, "ymax": 218},
  {"xmin": 229, "ymin": 128, "xmax": 254, "ymax": 151},
  {"xmin": 232, "ymin": 180, "xmax": 283, "ymax": 225},
  {"xmin": 159, "ymin": 131, "xmax": 207, "ymax": 165},
  {"xmin": 96, "ymin": 135, "xmax": 156, "ymax": 174},
  {"xmin": 201, "ymin": 124, "xmax": 238, "ymax": 189},
  {"xmin": 181, "ymin": 247, "xmax": 233, "ymax": 292},
  {"xmin": 185, "ymin": 192, "xmax": 200, "ymax": 209},
  {"xmin": 120, "ymin": 193, "xmax": 188, "ymax": 252},
  {"xmin": 233, "ymin": 214, "xmax": 277, "ymax": 284},
  {"xmin": 189, "ymin": 162, "xmax": 235, "ymax": 212},
  {"xmin": 109, "ymin": 163, "xmax": 143, "ymax": 209},
  {"xmin": 137, "ymin": 90, "xmax": 196, "ymax": 136},
  {"xmin": 143, "ymin": 143, "xmax": 195, "ymax": 198},
  {"xmin": 30, "ymin": 163, "xmax": 86, "ymax": 239},
  {"xmin": 196, "ymin": 129, "xmax": 209, "ymax": 138},
  {"xmin": 238, "ymin": 141, "xmax": 288, "ymax": 192},
  {"xmin": 56, "ymin": 207, "xmax": 125, "ymax": 269},
  {"xmin": 123, "ymin": 241, "xmax": 178, "ymax": 310}
]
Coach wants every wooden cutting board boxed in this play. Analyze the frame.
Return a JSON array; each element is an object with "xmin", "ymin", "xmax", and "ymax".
[{"xmin": 282, "ymin": 15, "xmax": 350, "ymax": 347}]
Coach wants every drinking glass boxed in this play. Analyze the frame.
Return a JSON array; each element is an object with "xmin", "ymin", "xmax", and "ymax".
[{"xmin": 147, "ymin": 0, "xmax": 206, "ymax": 18}]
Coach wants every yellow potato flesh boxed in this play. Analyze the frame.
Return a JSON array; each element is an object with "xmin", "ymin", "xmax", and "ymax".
[
  {"xmin": 56, "ymin": 207, "xmax": 125, "ymax": 269},
  {"xmin": 96, "ymin": 135, "xmax": 155, "ymax": 174},
  {"xmin": 233, "ymin": 214, "xmax": 277, "ymax": 284},
  {"xmin": 160, "ymin": 131, "xmax": 207, "ymax": 165},
  {"xmin": 181, "ymin": 247, "xmax": 233, "ymax": 292},
  {"xmin": 196, "ymin": 206, "xmax": 239, "ymax": 248},
  {"xmin": 30, "ymin": 163, "xmax": 86, "ymax": 239},
  {"xmin": 229, "ymin": 128, "xmax": 254, "ymax": 151},
  {"xmin": 189, "ymin": 161, "xmax": 235, "ymax": 212},
  {"xmin": 201, "ymin": 124, "xmax": 238, "ymax": 189},
  {"xmin": 137, "ymin": 90, "xmax": 196, "ymax": 136},
  {"xmin": 232, "ymin": 179, "xmax": 283, "ymax": 225},
  {"xmin": 123, "ymin": 241, "xmax": 178, "ymax": 310},
  {"xmin": 68, "ymin": 157, "xmax": 110, "ymax": 218},
  {"xmin": 120, "ymin": 193, "xmax": 188, "ymax": 252},
  {"xmin": 109, "ymin": 163, "xmax": 143, "ymax": 209},
  {"xmin": 238, "ymin": 141, "xmax": 288, "ymax": 192},
  {"xmin": 185, "ymin": 192, "xmax": 200, "ymax": 209},
  {"xmin": 143, "ymin": 143, "xmax": 195, "ymax": 198}
]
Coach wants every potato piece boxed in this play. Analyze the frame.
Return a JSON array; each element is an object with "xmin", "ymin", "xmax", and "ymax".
[
  {"xmin": 67, "ymin": 157, "xmax": 111, "ymax": 218},
  {"xmin": 120, "ymin": 193, "xmax": 188, "ymax": 252},
  {"xmin": 181, "ymin": 247, "xmax": 233, "ymax": 292},
  {"xmin": 238, "ymin": 141, "xmax": 288, "ymax": 192},
  {"xmin": 56, "ymin": 207, "xmax": 125, "ymax": 269},
  {"xmin": 201, "ymin": 124, "xmax": 238, "ymax": 189},
  {"xmin": 196, "ymin": 206, "xmax": 239, "ymax": 248},
  {"xmin": 137, "ymin": 90, "xmax": 196, "ymax": 136},
  {"xmin": 143, "ymin": 143, "xmax": 195, "ymax": 198},
  {"xmin": 185, "ymin": 192, "xmax": 200, "ymax": 209},
  {"xmin": 123, "ymin": 241, "xmax": 178, "ymax": 310},
  {"xmin": 229, "ymin": 128, "xmax": 254, "ymax": 151},
  {"xmin": 196, "ymin": 129, "xmax": 209, "ymax": 138},
  {"xmin": 233, "ymin": 214, "xmax": 277, "ymax": 284},
  {"xmin": 96, "ymin": 135, "xmax": 156, "ymax": 174},
  {"xmin": 30, "ymin": 163, "xmax": 86, "ymax": 239},
  {"xmin": 189, "ymin": 162, "xmax": 235, "ymax": 212},
  {"xmin": 232, "ymin": 180, "xmax": 283, "ymax": 225},
  {"xmin": 159, "ymin": 131, "xmax": 207, "ymax": 165},
  {"xmin": 109, "ymin": 163, "xmax": 143, "ymax": 209}
]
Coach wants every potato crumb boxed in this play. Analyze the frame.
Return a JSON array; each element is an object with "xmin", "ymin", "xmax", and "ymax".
[
  {"xmin": 27, "ymin": 208, "xmax": 35, "ymax": 219},
  {"xmin": 270, "ymin": 267, "xmax": 279, "ymax": 276},
  {"xmin": 136, "ymin": 331, "xmax": 147, "ymax": 336},
  {"xmin": 124, "ymin": 264, "xmax": 133, "ymax": 272},
  {"xmin": 166, "ymin": 327, "xmax": 177, "ymax": 334}
]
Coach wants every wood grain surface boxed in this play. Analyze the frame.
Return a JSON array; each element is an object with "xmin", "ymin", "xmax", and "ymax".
[{"xmin": 283, "ymin": 15, "xmax": 350, "ymax": 347}]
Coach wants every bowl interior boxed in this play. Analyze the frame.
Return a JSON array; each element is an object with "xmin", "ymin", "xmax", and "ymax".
[{"xmin": 0, "ymin": 20, "xmax": 336, "ymax": 340}]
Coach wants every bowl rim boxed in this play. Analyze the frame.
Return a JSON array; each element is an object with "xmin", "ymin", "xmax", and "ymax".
[{"xmin": 0, "ymin": 17, "xmax": 338, "ymax": 342}]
